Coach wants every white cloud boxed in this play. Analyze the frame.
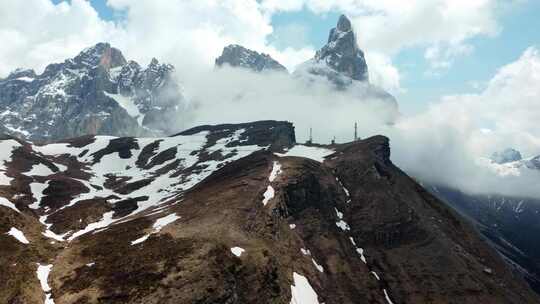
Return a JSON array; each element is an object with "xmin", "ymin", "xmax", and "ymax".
[
  {"xmin": 388, "ymin": 47, "xmax": 540, "ymax": 198},
  {"xmin": 0, "ymin": 0, "xmax": 118, "ymax": 76},
  {"xmin": 364, "ymin": 52, "xmax": 401, "ymax": 94},
  {"xmin": 424, "ymin": 43, "xmax": 474, "ymax": 71},
  {"xmin": 0, "ymin": 0, "xmax": 316, "ymax": 78},
  {"xmin": 0, "ymin": 0, "xmax": 510, "ymax": 90},
  {"xmin": 182, "ymin": 67, "xmax": 398, "ymax": 145},
  {"xmin": 261, "ymin": 0, "xmax": 503, "ymax": 74}
]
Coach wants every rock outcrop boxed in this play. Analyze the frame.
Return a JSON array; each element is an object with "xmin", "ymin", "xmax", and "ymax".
[{"xmin": 315, "ymin": 14, "xmax": 369, "ymax": 82}]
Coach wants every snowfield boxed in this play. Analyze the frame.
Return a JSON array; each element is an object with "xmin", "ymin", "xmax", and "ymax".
[
  {"xmin": 276, "ymin": 145, "xmax": 334, "ymax": 163},
  {"xmin": 290, "ymin": 272, "xmax": 320, "ymax": 304}
]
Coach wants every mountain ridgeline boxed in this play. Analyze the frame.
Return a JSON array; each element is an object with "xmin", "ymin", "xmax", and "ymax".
[
  {"xmin": 0, "ymin": 43, "xmax": 186, "ymax": 142},
  {"xmin": 0, "ymin": 120, "xmax": 539, "ymax": 303}
]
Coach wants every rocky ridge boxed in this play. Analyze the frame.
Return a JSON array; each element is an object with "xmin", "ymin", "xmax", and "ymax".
[
  {"xmin": 0, "ymin": 43, "xmax": 186, "ymax": 142},
  {"xmin": 0, "ymin": 120, "xmax": 537, "ymax": 303}
]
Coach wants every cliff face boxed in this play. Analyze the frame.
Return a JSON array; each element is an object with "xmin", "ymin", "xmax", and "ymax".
[{"xmin": 0, "ymin": 121, "xmax": 537, "ymax": 303}]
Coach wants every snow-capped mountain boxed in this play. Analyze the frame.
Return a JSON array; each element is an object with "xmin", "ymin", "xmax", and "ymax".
[
  {"xmin": 294, "ymin": 15, "xmax": 398, "ymax": 121},
  {"xmin": 215, "ymin": 44, "xmax": 287, "ymax": 72},
  {"xmin": 0, "ymin": 43, "xmax": 186, "ymax": 142},
  {"xmin": 1, "ymin": 120, "xmax": 538, "ymax": 303},
  {"xmin": 477, "ymin": 150, "xmax": 540, "ymax": 177},
  {"xmin": 304, "ymin": 14, "xmax": 368, "ymax": 84}
]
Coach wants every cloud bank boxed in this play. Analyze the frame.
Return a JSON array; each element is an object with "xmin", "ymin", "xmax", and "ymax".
[
  {"xmin": 388, "ymin": 47, "xmax": 540, "ymax": 198},
  {"xmin": 0, "ymin": 0, "xmax": 511, "ymax": 93},
  {"xmin": 1, "ymin": 0, "xmax": 539, "ymax": 199},
  {"xmin": 176, "ymin": 46, "xmax": 540, "ymax": 199}
]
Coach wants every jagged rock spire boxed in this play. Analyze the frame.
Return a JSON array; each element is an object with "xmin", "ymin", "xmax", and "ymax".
[
  {"xmin": 315, "ymin": 14, "xmax": 369, "ymax": 82},
  {"xmin": 336, "ymin": 14, "xmax": 352, "ymax": 32}
]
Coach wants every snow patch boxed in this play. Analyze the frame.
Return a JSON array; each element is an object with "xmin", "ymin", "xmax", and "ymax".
[
  {"xmin": 130, "ymin": 213, "xmax": 180, "ymax": 245},
  {"xmin": 301, "ymin": 248, "xmax": 311, "ymax": 256},
  {"xmin": 29, "ymin": 182, "xmax": 49, "ymax": 209},
  {"xmin": 276, "ymin": 145, "xmax": 334, "ymax": 163},
  {"xmin": 356, "ymin": 247, "xmax": 367, "ymax": 264},
  {"xmin": 68, "ymin": 211, "xmax": 114, "ymax": 241},
  {"xmin": 262, "ymin": 185, "xmax": 275, "ymax": 206},
  {"xmin": 311, "ymin": 258, "xmax": 324, "ymax": 273},
  {"xmin": 104, "ymin": 92, "xmax": 144, "ymax": 125},
  {"xmin": 231, "ymin": 246, "xmax": 245, "ymax": 257},
  {"xmin": 0, "ymin": 139, "xmax": 22, "ymax": 185},
  {"xmin": 290, "ymin": 272, "xmax": 320, "ymax": 304},
  {"xmin": 269, "ymin": 161, "xmax": 282, "ymax": 181},
  {"xmin": 0, "ymin": 197, "xmax": 20, "ymax": 213},
  {"xmin": 336, "ymin": 220, "xmax": 350, "ymax": 231},
  {"xmin": 383, "ymin": 289, "xmax": 394, "ymax": 304},
  {"xmin": 26, "ymin": 163, "xmax": 54, "ymax": 176},
  {"xmin": 131, "ymin": 234, "xmax": 150, "ymax": 245},
  {"xmin": 16, "ymin": 76, "xmax": 34, "ymax": 82},
  {"xmin": 36, "ymin": 264, "xmax": 55, "ymax": 304},
  {"xmin": 7, "ymin": 227, "xmax": 29, "ymax": 244}
]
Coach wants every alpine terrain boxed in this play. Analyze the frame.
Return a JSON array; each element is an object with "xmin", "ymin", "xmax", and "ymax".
[
  {"xmin": 0, "ymin": 120, "xmax": 538, "ymax": 303},
  {"xmin": 0, "ymin": 43, "xmax": 186, "ymax": 142}
]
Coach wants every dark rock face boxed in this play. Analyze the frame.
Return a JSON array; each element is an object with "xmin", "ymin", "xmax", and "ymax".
[
  {"xmin": 215, "ymin": 44, "xmax": 288, "ymax": 72},
  {"xmin": 0, "ymin": 120, "xmax": 538, "ymax": 303},
  {"xmin": 0, "ymin": 43, "xmax": 186, "ymax": 142},
  {"xmin": 314, "ymin": 15, "xmax": 369, "ymax": 82},
  {"xmin": 428, "ymin": 185, "xmax": 540, "ymax": 294}
]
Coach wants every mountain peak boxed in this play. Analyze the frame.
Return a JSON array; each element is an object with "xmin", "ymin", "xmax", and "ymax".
[
  {"xmin": 311, "ymin": 14, "xmax": 368, "ymax": 82},
  {"xmin": 336, "ymin": 14, "xmax": 352, "ymax": 32},
  {"xmin": 215, "ymin": 44, "xmax": 287, "ymax": 73},
  {"xmin": 73, "ymin": 42, "xmax": 127, "ymax": 70}
]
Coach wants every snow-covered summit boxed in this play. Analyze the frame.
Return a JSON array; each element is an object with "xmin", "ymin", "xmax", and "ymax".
[{"xmin": 296, "ymin": 15, "xmax": 368, "ymax": 85}]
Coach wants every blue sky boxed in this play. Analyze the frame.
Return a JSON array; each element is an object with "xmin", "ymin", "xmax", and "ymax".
[{"xmin": 46, "ymin": 0, "xmax": 540, "ymax": 114}]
